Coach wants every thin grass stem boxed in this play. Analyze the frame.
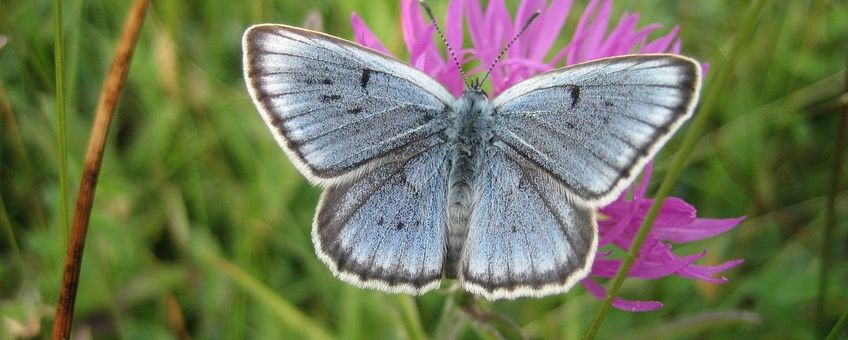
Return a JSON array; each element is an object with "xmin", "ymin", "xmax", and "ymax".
[
  {"xmin": 825, "ymin": 306, "xmax": 848, "ymax": 340},
  {"xmin": 54, "ymin": 0, "xmax": 69, "ymax": 239},
  {"xmin": 50, "ymin": 1, "xmax": 150, "ymax": 338}
]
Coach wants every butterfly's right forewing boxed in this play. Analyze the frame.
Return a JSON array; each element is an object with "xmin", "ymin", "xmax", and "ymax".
[{"xmin": 243, "ymin": 24, "xmax": 454, "ymax": 184}]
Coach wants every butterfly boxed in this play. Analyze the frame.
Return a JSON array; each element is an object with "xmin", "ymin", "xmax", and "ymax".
[{"xmin": 241, "ymin": 21, "xmax": 700, "ymax": 300}]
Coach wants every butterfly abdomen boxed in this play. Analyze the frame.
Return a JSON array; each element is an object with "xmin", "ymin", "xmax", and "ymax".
[{"xmin": 445, "ymin": 91, "xmax": 494, "ymax": 276}]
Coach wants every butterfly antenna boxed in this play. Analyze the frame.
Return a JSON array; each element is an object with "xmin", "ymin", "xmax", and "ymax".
[
  {"xmin": 479, "ymin": 11, "xmax": 541, "ymax": 87},
  {"xmin": 419, "ymin": 0, "xmax": 470, "ymax": 88}
]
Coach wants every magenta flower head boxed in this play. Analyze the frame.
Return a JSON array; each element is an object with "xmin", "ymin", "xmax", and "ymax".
[{"xmin": 351, "ymin": 0, "xmax": 743, "ymax": 311}]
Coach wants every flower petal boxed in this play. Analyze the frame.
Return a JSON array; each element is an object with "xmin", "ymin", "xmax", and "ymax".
[
  {"xmin": 483, "ymin": 0, "xmax": 513, "ymax": 86},
  {"xmin": 590, "ymin": 257, "xmax": 622, "ymax": 277},
  {"xmin": 677, "ymin": 259, "xmax": 744, "ymax": 283},
  {"xmin": 598, "ymin": 13, "xmax": 640, "ymax": 56},
  {"xmin": 464, "ymin": 0, "xmax": 486, "ymax": 52},
  {"xmin": 508, "ymin": 0, "xmax": 546, "ymax": 82},
  {"xmin": 445, "ymin": 0, "xmax": 464, "ymax": 59},
  {"xmin": 575, "ymin": 0, "xmax": 613, "ymax": 62},
  {"xmin": 401, "ymin": 0, "xmax": 432, "ymax": 54},
  {"xmin": 530, "ymin": 0, "xmax": 573, "ymax": 61},
  {"xmin": 634, "ymin": 162, "xmax": 653, "ymax": 198},
  {"xmin": 350, "ymin": 13, "xmax": 390, "ymax": 54},
  {"xmin": 655, "ymin": 217, "xmax": 745, "ymax": 243},
  {"xmin": 410, "ymin": 26, "xmax": 442, "ymax": 73},
  {"xmin": 670, "ymin": 38, "xmax": 682, "ymax": 53},
  {"xmin": 485, "ymin": 0, "xmax": 512, "ymax": 46},
  {"xmin": 630, "ymin": 248, "xmax": 706, "ymax": 279},
  {"xmin": 513, "ymin": 0, "xmax": 545, "ymax": 53},
  {"xmin": 582, "ymin": 279, "xmax": 664, "ymax": 312},
  {"xmin": 598, "ymin": 205, "xmax": 636, "ymax": 247},
  {"xmin": 652, "ymin": 197, "xmax": 697, "ymax": 227},
  {"xmin": 701, "ymin": 62, "xmax": 710, "ymax": 75},
  {"xmin": 441, "ymin": 0, "xmax": 466, "ymax": 95},
  {"xmin": 641, "ymin": 25, "xmax": 679, "ymax": 53}
]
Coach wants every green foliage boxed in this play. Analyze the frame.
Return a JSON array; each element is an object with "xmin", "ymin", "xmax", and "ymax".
[{"xmin": 0, "ymin": 0, "xmax": 845, "ymax": 339}]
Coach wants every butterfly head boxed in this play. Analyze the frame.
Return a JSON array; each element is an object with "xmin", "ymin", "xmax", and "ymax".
[
  {"xmin": 464, "ymin": 78, "xmax": 488, "ymax": 97},
  {"xmin": 418, "ymin": 1, "xmax": 539, "ymax": 101}
]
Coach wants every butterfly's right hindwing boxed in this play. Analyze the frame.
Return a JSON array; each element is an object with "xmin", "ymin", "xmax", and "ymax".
[{"xmin": 243, "ymin": 24, "xmax": 454, "ymax": 184}]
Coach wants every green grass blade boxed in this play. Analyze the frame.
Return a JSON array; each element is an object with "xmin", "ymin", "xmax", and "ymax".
[
  {"xmin": 54, "ymin": 0, "xmax": 69, "ymax": 238},
  {"xmin": 433, "ymin": 290, "xmax": 461, "ymax": 338},
  {"xmin": 583, "ymin": 1, "xmax": 769, "ymax": 338},
  {"xmin": 0, "ymin": 191, "xmax": 25, "ymax": 275},
  {"xmin": 825, "ymin": 306, "xmax": 848, "ymax": 340},
  {"xmin": 191, "ymin": 241, "xmax": 333, "ymax": 340},
  {"xmin": 816, "ymin": 56, "xmax": 848, "ymax": 336},
  {"xmin": 394, "ymin": 295, "xmax": 428, "ymax": 340}
]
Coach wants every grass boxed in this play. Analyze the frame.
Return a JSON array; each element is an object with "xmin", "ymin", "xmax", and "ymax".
[{"xmin": 0, "ymin": 0, "xmax": 846, "ymax": 339}]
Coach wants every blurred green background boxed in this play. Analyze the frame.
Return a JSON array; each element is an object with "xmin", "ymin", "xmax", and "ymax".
[{"xmin": 1, "ymin": 0, "xmax": 846, "ymax": 339}]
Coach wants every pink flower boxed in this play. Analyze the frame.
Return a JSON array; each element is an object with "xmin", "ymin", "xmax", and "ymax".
[
  {"xmin": 351, "ymin": 0, "xmax": 743, "ymax": 311},
  {"xmin": 586, "ymin": 163, "xmax": 744, "ymax": 311}
]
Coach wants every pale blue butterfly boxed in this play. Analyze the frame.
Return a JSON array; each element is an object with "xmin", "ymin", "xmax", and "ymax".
[{"xmin": 241, "ymin": 9, "xmax": 700, "ymax": 300}]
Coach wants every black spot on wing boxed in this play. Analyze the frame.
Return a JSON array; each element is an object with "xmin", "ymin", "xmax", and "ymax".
[
  {"xmin": 305, "ymin": 77, "xmax": 334, "ymax": 85},
  {"xmin": 569, "ymin": 85, "xmax": 580, "ymax": 109},
  {"xmin": 347, "ymin": 107, "xmax": 363, "ymax": 114},
  {"xmin": 360, "ymin": 68, "xmax": 372, "ymax": 88},
  {"xmin": 320, "ymin": 94, "xmax": 342, "ymax": 103}
]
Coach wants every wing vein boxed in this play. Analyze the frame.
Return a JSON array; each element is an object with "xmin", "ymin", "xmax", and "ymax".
[
  {"xmin": 293, "ymin": 103, "xmax": 426, "ymax": 144},
  {"xmin": 529, "ymin": 174, "xmax": 580, "ymax": 269}
]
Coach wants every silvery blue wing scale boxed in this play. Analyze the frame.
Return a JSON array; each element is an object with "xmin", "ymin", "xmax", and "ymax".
[{"xmin": 242, "ymin": 23, "xmax": 701, "ymax": 299}]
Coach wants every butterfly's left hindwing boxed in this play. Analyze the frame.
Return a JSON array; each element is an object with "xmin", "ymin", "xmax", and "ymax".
[
  {"xmin": 314, "ymin": 143, "xmax": 451, "ymax": 293},
  {"xmin": 243, "ymin": 24, "xmax": 455, "ymax": 184}
]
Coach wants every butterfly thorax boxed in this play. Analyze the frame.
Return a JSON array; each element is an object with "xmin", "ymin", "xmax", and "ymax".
[{"xmin": 444, "ymin": 90, "xmax": 494, "ymax": 277}]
